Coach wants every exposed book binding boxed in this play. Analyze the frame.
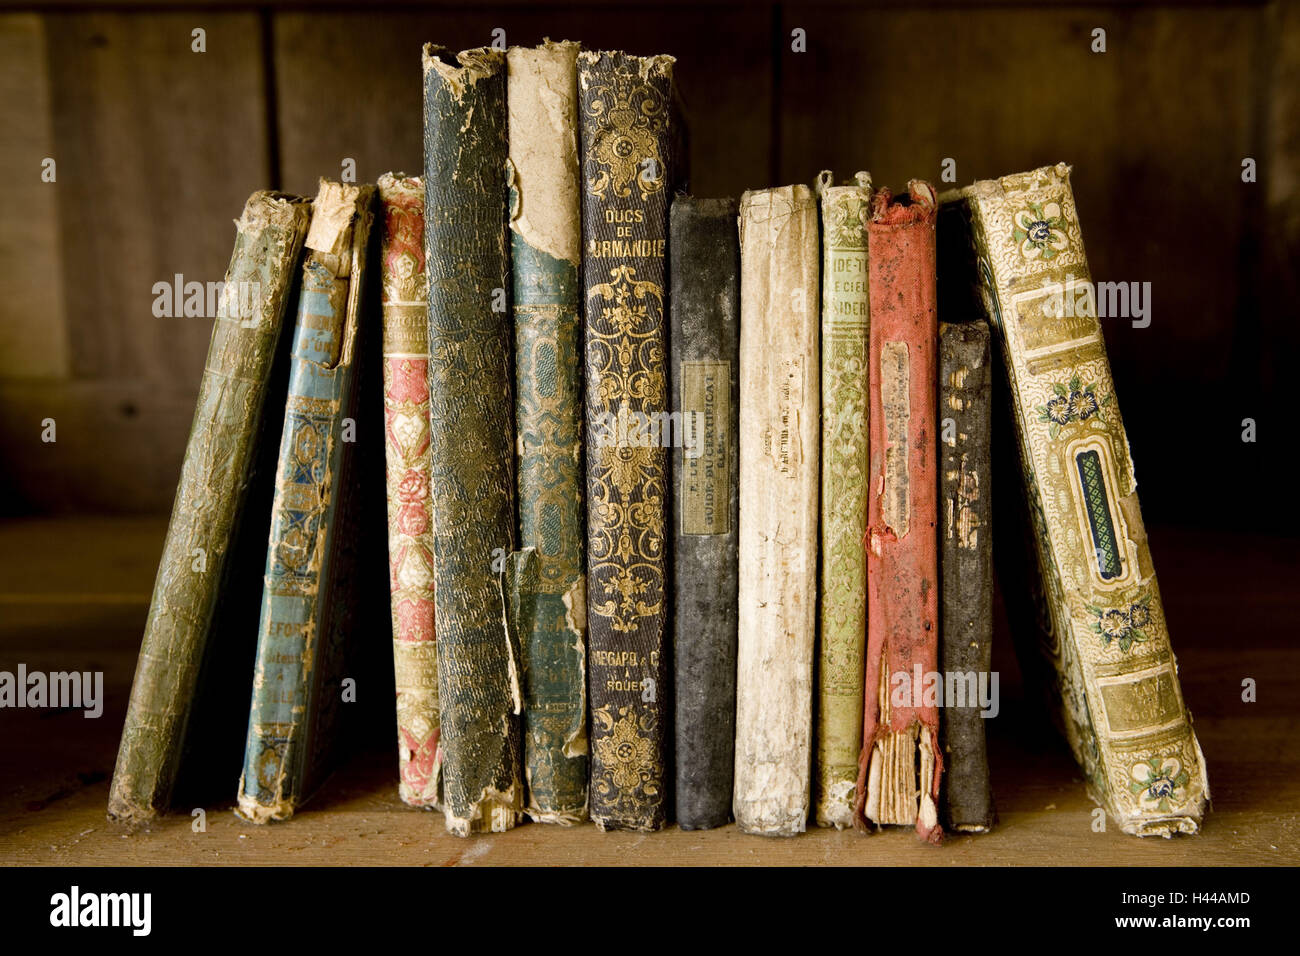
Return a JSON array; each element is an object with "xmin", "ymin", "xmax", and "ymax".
[
  {"xmin": 856, "ymin": 181, "xmax": 943, "ymax": 843},
  {"xmin": 422, "ymin": 45, "xmax": 524, "ymax": 835},
  {"xmin": 507, "ymin": 40, "xmax": 590, "ymax": 824}
]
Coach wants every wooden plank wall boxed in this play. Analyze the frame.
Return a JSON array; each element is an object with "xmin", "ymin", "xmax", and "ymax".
[{"xmin": 1, "ymin": 2, "xmax": 1295, "ymax": 531}]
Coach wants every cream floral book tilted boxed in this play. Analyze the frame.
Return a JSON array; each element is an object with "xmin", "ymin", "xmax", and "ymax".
[{"xmin": 944, "ymin": 164, "xmax": 1208, "ymax": 837}]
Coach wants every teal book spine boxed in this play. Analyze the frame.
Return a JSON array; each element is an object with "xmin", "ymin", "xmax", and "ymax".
[
  {"xmin": 236, "ymin": 181, "xmax": 375, "ymax": 823},
  {"xmin": 508, "ymin": 40, "xmax": 589, "ymax": 825}
]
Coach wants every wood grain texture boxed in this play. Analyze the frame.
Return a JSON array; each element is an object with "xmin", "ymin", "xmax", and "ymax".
[
  {"xmin": 778, "ymin": 4, "xmax": 1264, "ymax": 529},
  {"xmin": 5, "ymin": 3, "xmax": 1288, "ymax": 527},
  {"xmin": 43, "ymin": 12, "xmax": 269, "ymax": 384},
  {"xmin": 0, "ymin": 517, "xmax": 1297, "ymax": 864},
  {"xmin": 0, "ymin": 15, "xmax": 69, "ymax": 380},
  {"xmin": 274, "ymin": 8, "xmax": 770, "ymax": 211}
]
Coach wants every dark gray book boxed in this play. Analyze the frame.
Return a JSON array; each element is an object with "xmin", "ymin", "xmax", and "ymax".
[
  {"xmin": 937, "ymin": 319, "xmax": 995, "ymax": 832},
  {"xmin": 669, "ymin": 196, "xmax": 740, "ymax": 829}
]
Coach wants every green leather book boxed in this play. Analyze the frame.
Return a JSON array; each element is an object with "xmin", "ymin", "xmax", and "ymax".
[
  {"xmin": 108, "ymin": 192, "xmax": 309, "ymax": 823},
  {"xmin": 423, "ymin": 45, "xmax": 524, "ymax": 836},
  {"xmin": 507, "ymin": 41, "xmax": 589, "ymax": 825}
]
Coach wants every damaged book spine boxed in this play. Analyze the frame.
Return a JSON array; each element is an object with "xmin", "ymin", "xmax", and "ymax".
[
  {"xmin": 109, "ymin": 191, "xmax": 310, "ymax": 822},
  {"xmin": 507, "ymin": 41, "xmax": 589, "ymax": 824},
  {"xmin": 578, "ymin": 50, "xmax": 676, "ymax": 832},
  {"xmin": 856, "ymin": 181, "xmax": 943, "ymax": 844},
  {"xmin": 814, "ymin": 170, "xmax": 872, "ymax": 829},
  {"xmin": 237, "ymin": 180, "xmax": 375, "ymax": 823},
  {"xmin": 733, "ymin": 185, "xmax": 819, "ymax": 837},
  {"xmin": 378, "ymin": 173, "xmax": 442, "ymax": 809},
  {"xmin": 422, "ymin": 45, "xmax": 524, "ymax": 836},
  {"xmin": 937, "ymin": 319, "xmax": 995, "ymax": 832},
  {"xmin": 944, "ymin": 164, "xmax": 1208, "ymax": 836},
  {"xmin": 669, "ymin": 195, "xmax": 740, "ymax": 830}
]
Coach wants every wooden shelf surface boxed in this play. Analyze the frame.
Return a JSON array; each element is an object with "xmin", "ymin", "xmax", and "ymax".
[{"xmin": 1, "ymin": 516, "xmax": 1296, "ymax": 866}]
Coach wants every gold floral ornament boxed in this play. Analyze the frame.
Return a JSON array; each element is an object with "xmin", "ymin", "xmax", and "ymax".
[
  {"xmin": 592, "ymin": 705, "xmax": 660, "ymax": 796},
  {"xmin": 1011, "ymin": 201, "xmax": 1070, "ymax": 261},
  {"xmin": 592, "ymin": 563, "xmax": 663, "ymax": 631},
  {"xmin": 599, "ymin": 442, "xmax": 654, "ymax": 499},
  {"xmin": 584, "ymin": 72, "xmax": 667, "ymax": 200}
]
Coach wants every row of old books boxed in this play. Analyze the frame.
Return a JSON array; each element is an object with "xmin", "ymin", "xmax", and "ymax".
[{"xmin": 109, "ymin": 42, "xmax": 1209, "ymax": 841}]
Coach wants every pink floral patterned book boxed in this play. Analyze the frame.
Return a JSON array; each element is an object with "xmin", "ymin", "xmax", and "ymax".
[{"xmin": 378, "ymin": 173, "xmax": 441, "ymax": 808}]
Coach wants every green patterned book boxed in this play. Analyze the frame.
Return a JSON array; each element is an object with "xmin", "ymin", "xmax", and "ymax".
[
  {"xmin": 944, "ymin": 164, "xmax": 1208, "ymax": 836},
  {"xmin": 108, "ymin": 192, "xmax": 310, "ymax": 823},
  {"xmin": 813, "ymin": 170, "xmax": 872, "ymax": 829},
  {"xmin": 507, "ymin": 40, "xmax": 589, "ymax": 824},
  {"xmin": 423, "ymin": 45, "xmax": 524, "ymax": 836}
]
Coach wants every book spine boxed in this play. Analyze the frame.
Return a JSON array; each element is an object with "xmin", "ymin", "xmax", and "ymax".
[
  {"xmin": 507, "ymin": 41, "xmax": 589, "ymax": 825},
  {"xmin": 669, "ymin": 195, "xmax": 740, "ymax": 831},
  {"xmin": 578, "ymin": 49, "xmax": 675, "ymax": 832},
  {"xmin": 422, "ymin": 46, "xmax": 524, "ymax": 836},
  {"xmin": 108, "ymin": 192, "xmax": 310, "ymax": 823},
  {"xmin": 813, "ymin": 171, "xmax": 872, "ymax": 829},
  {"xmin": 733, "ymin": 185, "xmax": 819, "ymax": 837},
  {"xmin": 938, "ymin": 319, "xmax": 995, "ymax": 832},
  {"xmin": 377, "ymin": 173, "xmax": 441, "ymax": 809},
  {"xmin": 951, "ymin": 163, "xmax": 1208, "ymax": 836},
  {"xmin": 237, "ymin": 180, "xmax": 375, "ymax": 823},
  {"xmin": 856, "ymin": 181, "xmax": 943, "ymax": 844}
]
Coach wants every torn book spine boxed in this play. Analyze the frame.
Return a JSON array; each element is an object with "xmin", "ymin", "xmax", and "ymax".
[
  {"xmin": 856, "ymin": 181, "xmax": 943, "ymax": 844},
  {"xmin": 237, "ymin": 179, "xmax": 375, "ymax": 824},
  {"xmin": 109, "ymin": 191, "xmax": 310, "ymax": 823},
  {"xmin": 423, "ymin": 45, "xmax": 524, "ymax": 836},
  {"xmin": 937, "ymin": 318, "xmax": 995, "ymax": 833},
  {"xmin": 507, "ymin": 41, "xmax": 589, "ymax": 825}
]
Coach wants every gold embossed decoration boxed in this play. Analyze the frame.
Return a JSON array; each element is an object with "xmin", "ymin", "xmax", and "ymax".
[
  {"xmin": 582, "ymin": 70, "xmax": 667, "ymax": 201},
  {"xmin": 585, "ymin": 265, "xmax": 666, "ymax": 633},
  {"xmin": 591, "ymin": 704, "xmax": 661, "ymax": 815},
  {"xmin": 579, "ymin": 50, "xmax": 673, "ymax": 831}
]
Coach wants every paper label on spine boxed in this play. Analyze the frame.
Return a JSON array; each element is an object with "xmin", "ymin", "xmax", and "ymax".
[
  {"xmin": 680, "ymin": 360, "xmax": 730, "ymax": 536},
  {"xmin": 880, "ymin": 341, "xmax": 910, "ymax": 538}
]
